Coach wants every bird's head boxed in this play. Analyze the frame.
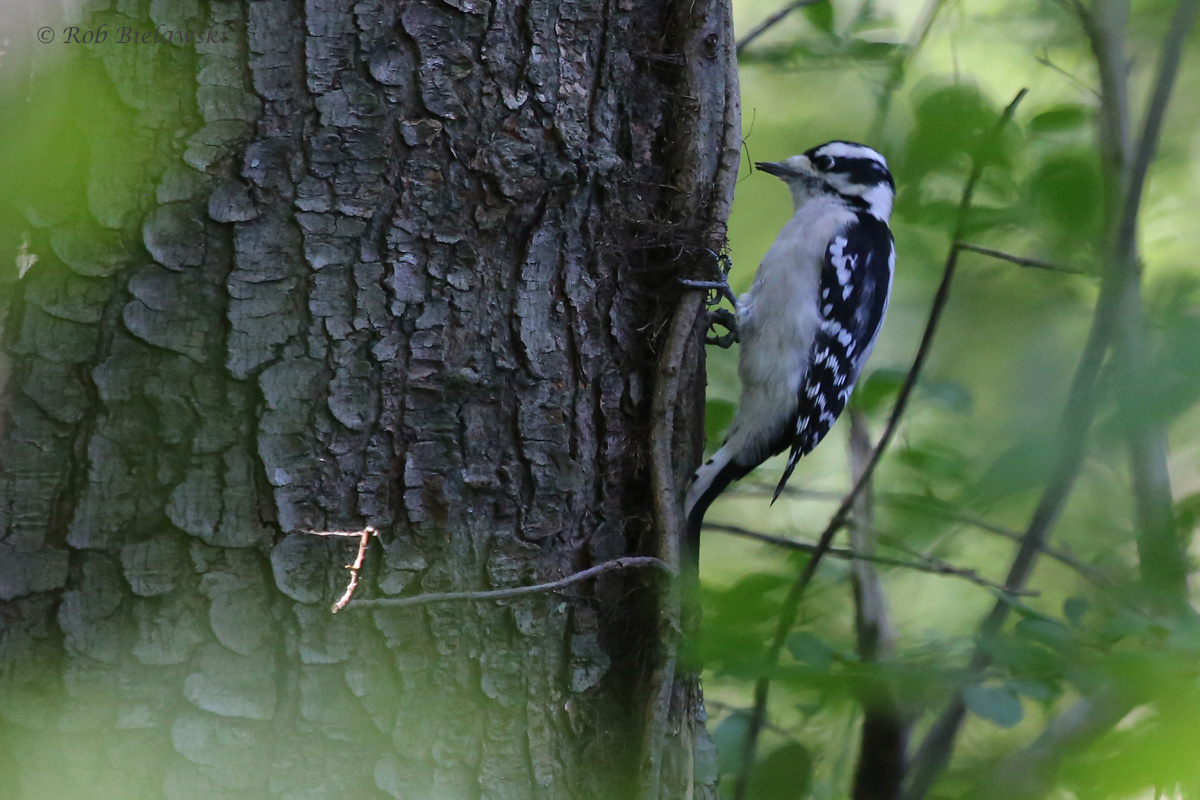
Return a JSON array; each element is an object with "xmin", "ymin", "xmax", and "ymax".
[{"xmin": 757, "ymin": 141, "xmax": 895, "ymax": 221}]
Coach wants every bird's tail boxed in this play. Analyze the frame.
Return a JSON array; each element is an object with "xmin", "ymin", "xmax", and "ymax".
[{"xmin": 683, "ymin": 445, "xmax": 755, "ymax": 564}]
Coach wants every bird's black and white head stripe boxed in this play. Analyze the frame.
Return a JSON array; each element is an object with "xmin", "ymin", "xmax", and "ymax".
[{"xmin": 756, "ymin": 141, "xmax": 895, "ymax": 221}]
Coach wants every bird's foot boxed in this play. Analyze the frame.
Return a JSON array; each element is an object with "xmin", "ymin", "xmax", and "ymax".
[
  {"xmin": 703, "ymin": 307, "xmax": 739, "ymax": 348},
  {"xmin": 679, "ymin": 250, "xmax": 737, "ymax": 307}
]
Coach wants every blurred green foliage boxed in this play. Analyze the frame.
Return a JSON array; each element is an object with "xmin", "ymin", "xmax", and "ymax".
[{"xmin": 703, "ymin": 1, "xmax": 1200, "ymax": 797}]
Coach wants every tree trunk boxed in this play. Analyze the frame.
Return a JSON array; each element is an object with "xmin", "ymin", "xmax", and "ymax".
[{"xmin": 0, "ymin": 0, "xmax": 738, "ymax": 798}]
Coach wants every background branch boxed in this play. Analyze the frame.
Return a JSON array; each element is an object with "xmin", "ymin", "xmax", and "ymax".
[
  {"xmin": 705, "ymin": 522, "xmax": 1036, "ymax": 597},
  {"xmin": 848, "ymin": 411, "xmax": 908, "ymax": 800},
  {"xmin": 957, "ymin": 242, "xmax": 1086, "ymax": 275},
  {"xmin": 731, "ymin": 484, "xmax": 1113, "ymax": 588},
  {"xmin": 736, "ymin": 0, "xmax": 823, "ymax": 55},
  {"xmin": 902, "ymin": 2, "xmax": 1200, "ymax": 795},
  {"xmin": 1103, "ymin": 0, "xmax": 1199, "ymax": 612}
]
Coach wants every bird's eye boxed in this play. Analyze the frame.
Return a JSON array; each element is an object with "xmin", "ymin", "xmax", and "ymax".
[{"xmin": 813, "ymin": 154, "xmax": 836, "ymax": 171}]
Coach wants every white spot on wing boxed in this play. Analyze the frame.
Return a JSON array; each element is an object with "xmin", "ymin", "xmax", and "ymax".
[{"xmin": 829, "ymin": 237, "xmax": 855, "ymax": 287}]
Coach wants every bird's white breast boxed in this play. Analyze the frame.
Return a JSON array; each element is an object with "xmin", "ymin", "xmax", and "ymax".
[{"xmin": 724, "ymin": 195, "xmax": 858, "ymax": 464}]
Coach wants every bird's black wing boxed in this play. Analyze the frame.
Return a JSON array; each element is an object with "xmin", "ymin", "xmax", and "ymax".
[{"xmin": 772, "ymin": 212, "xmax": 895, "ymax": 501}]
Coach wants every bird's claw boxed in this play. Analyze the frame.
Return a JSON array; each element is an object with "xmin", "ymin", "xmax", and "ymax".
[
  {"xmin": 680, "ymin": 249, "xmax": 737, "ymax": 307},
  {"xmin": 680, "ymin": 278, "xmax": 737, "ymax": 308},
  {"xmin": 704, "ymin": 307, "xmax": 738, "ymax": 348}
]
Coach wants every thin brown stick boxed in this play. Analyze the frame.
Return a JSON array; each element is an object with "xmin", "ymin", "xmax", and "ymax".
[
  {"xmin": 732, "ymin": 88, "xmax": 1030, "ymax": 800},
  {"xmin": 706, "ymin": 522, "xmax": 1036, "ymax": 598},
  {"xmin": 733, "ymin": 483, "xmax": 1114, "ymax": 589},
  {"xmin": 346, "ymin": 556, "xmax": 672, "ymax": 610},
  {"xmin": 331, "ymin": 527, "xmax": 375, "ymax": 613},
  {"xmin": 300, "ymin": 526, "xmax": 377, "ymax": 613},
  {"xmin": 957, "ymin": 242, "xmax": 1086, "ymax": 275},
  {"xmin": 1034, "ymin": 49, "xmax": 1100, "ymax": 97},
  {"xmin": 736, "ymin": 0, "xmax": 824, "ymax": 55}
]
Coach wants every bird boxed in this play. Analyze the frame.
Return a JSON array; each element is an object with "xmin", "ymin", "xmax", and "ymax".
[{"xmin": 684, "ymin": 141, "xmax": 896, "ymax": 545}]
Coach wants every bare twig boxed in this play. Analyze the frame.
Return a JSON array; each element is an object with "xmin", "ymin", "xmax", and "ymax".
[
  {"xmin": 300, "ymin": 526, "xmax": 378, "ymax": 613},
  {"xmin": 957, "ymin": 242, "xmax": 1086, "ymax": 275},
  {"xmin": 736, "ymin": 0, "xmax": 824, "ymax": 55},
  {"xmin": 705, "ymin": 522, "xmax": 1037, "ymax": 598},
  {"xmin": 332, "ymin": 527, "xmax": 375, "ymax": 613},
  {"xmin": 732, "ymin": 89, "xmax": 1030, "ymax": 800},
  {"xmin": 733, "ymin": 483, "xmax": 1114, "ymax": 589},
  {"xmin": 1034, "ymin": 49, "xmax": 1100, "ymax": 97},
  {"xmin": 346, "ymin": 556, "xmax": 673, "ymax": 610},
  {"xmin": 903, "ymin": 3, "xmax": 1199, "ymax": 794}
]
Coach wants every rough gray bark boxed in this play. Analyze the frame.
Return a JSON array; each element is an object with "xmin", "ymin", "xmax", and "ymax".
[{"xmin": 0, "ymin": 0, "xmax": 738, "ymax": 797}]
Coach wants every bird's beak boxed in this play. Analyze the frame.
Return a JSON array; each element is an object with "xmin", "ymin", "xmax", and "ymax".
[{"xmin": 755, "ymin": 161, "xmax": 797, "ymax": 178}]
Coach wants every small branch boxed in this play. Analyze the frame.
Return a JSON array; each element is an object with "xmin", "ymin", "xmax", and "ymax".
[
  {"xmin": 735, "ymin": 0, "xmax": 824, "ymax": 55},
  {"xmin": 731, "ymin": 87, "xmax": 1028, "ymax": 800},
  {"xmin": 332, "ymin": 527, "xmax": 375, "ymax": 613},
  {"xmin": 299, "ymin": 526, "xmax": 378, "ymax": 614},
  {"xmin": 346, "ymin": 557, "xmax": 673, "ymax": 610},
  {"xmin": 705, "ymin": 523, "xmax": 1036, "ymax": 598},
  {"xmin": 957, "ymin": 242, "xmax": 1086, "ymax": 275},
  {"xmin": 736, "ymin": 483, "xmax": 1115, "ymax": 590},
  {"xmin": 1033, "ymin": 49, "xmax": 1100, "ymax": 97}
]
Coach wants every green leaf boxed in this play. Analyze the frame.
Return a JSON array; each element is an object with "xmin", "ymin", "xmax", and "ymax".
[
  {"xmin": 1064, "ymin": 596, "xmax": 1089, "ymax": 628},
  {"xmin": 786, "ymin": 632, "xmax": 835, "ymax": 671},
  {"xmin": 842, "ymin": 39, "xmax": 900, "ymax": 60},
  {"xmin": 971, "ymin": 437, "xmax": 1056, "ymax": 503},
  {"xmin": 905, "ymin": 82, "xmax": 1003, "ymax": 179},
  {"xmin": 963, "ymin": 684, "xmax": 1024, "ymax": 728},
  {"xmin": 802, "ymin": 0, "xmax": 835, "ymax": 33},
  {"xmin": 704, "ymin": 398, "xmax": 736, "ymax": 443},
  {"xmin": 853, "ymin": 368, "xmax": 907, "ymax": 415},
  {"xmin": 1010, "ymin": 679, "xmax": 1057, "ymax": 703},
  {"xmin": 1030, "ymin": 153, "xmax": 1102, "ymax": 237},
  {"xmin": 713, "ymin": 712, "xmax": 751, "ymax": 775},
  {"xmin": 1015, "ymin": 617, "xmax": 1075, "ymax": 651},
  {"xmin": 920, "ymin": 379, "xmax": 973, "ymax": 414},
  {"xmin": 1028, "ymin": 104, "xmax": 1091, "ymax": 133},
  {"xmin": 897, "ymin": 441, "xmax": 969, "ymax": 485},
  {"xmin": 1174, "ymin": 491, "xmax": 1200, "ymax": 531},
  {"xmin": 749, "ymin": 742, "xmax": 814, "ymax": 800}
]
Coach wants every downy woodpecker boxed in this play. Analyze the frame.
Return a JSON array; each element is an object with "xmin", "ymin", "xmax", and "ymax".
[{"xmin": 685, "ymin": 141, "xmax": 896, "ymax": 542}]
